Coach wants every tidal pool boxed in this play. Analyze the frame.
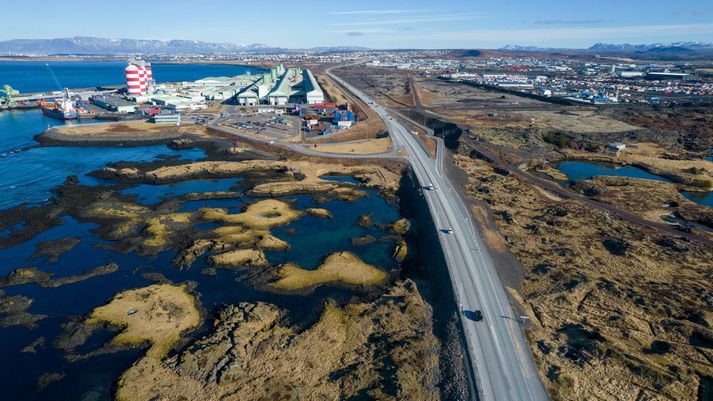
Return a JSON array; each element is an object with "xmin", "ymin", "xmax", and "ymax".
[{"xmin": 0, "ymin": 171, "xmax": 405, "ymax": 401}]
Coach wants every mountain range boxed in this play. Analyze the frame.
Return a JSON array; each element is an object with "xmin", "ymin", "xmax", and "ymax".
[
  {"xmin": 501, "ymin": 42, "xmax": 713, "ymax": 53},
  {"xmin": 0, "ymin": 36, "xmax": 369, "ymax": 55}
]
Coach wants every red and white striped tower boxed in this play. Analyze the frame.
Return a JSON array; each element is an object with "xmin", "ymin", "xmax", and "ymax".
[
  {"xmin": 145, "ymin": 63, "xmax": 153, "ymax": 94},
  {"xmin": 125, "ymin": 63, "xmax": 142, "ymax": 96},
  {"xmin": 138, "ymin": 65, "xmax": 147, "ymax": 95}
]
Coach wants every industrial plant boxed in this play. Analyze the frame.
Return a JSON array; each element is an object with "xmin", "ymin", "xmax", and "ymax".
[
  {"xmin": 0, "ymin": 60, "xmax": 326, "ymax": 125},
  {"xmin": 236, "ymin": 64, "xmax": 324, "ymax": 106}
]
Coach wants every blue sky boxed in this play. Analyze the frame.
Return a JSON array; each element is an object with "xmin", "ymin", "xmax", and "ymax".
[{"xmin": 3, "ymin": 0, "xmax": 713, "ymax": 48}]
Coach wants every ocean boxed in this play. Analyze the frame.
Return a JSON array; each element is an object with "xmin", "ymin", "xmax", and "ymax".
[
  {"xmin": 0, "ymin": 61, "xmax": 260, "ymax": 93},
  {"xmin": 0, "ymin": 62, "xmax": 409, "ymax": 401},
  {"xmin": 0, "ymin": 61, "xmax": 264, "ymax": 210}
]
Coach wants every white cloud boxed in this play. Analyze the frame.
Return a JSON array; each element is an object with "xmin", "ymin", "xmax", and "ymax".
[
  {"xmin": 394, "ymin": 23, "xmax": 713, "ymax": 44},
  {"xmin": 331, "ymin": 13, "xmax": 487, "ymax": 27},
  {"xmin": 333, "ymin": 28, "xmax": 395, "ymax": 34},
  {"xmin": 328, "ymin": 9, "xmax": 427, "ymax": 16}
]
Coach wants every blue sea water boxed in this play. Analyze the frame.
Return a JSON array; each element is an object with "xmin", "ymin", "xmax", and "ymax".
[
  {"xmin": 119, "ymin": 178, "xmax": 243, "ymax": 205},
  {"xmin": 0, "ymin": 62, "xmax": 409, "ymax": 401},
  {"xmin": 0, "ymin": 109, "xmax": 205, "ymax": 210},
  {"xmin": 0, "ymin": 181, "xmax": 403, "ymax": 400},
  {"xmin": 0, "ymin": 61, "xmax": 263, "ymax": 93}
]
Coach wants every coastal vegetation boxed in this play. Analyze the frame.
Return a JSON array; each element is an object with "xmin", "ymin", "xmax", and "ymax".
[
  {"xmin": 0, "ymin": 110, "xmax": 463, "ymax": 401},
  {"xmin": 208, "ymin": 248, "xmax": 269, "ymax": 269},
  {"xmin": 334, "ymin": 64, "xmax": 713, "ymax": 400},
  {"xmin": 201, "ymin": 199, "xmax": 303, "ymax": 229},
  {"xmin": 269, "ymin": 251, "xmax": 388, "ymax": 293},
  {"xmin": 114, "ymin": 280, "xmax": 440, "ymax": 401},
  {"xmin": 455, "ymin": 150, "xmax": 713, "ymax": 400},
  {"xmin": 86, "ymin": 283, "xmax": 201, "ymax": 359},
  {"xmin": 0, "ymin": 263, "xmax": 118, "ymax": 288}
]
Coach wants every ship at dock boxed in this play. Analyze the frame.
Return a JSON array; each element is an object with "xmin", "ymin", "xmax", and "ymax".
[
  {"xmin": 39, "ymin": 88, "xmax": 96, "ymax": 120},
  {"xmin": 40, "ymin": 89, "xmax": 77, "ymax": 120}
]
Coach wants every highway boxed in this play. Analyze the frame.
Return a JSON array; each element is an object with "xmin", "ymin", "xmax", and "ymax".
[
  {"xmin": 209, "ymin": 66, "xmax": 549, "ymax": 401},
  {"xmin": 326, "ymin": 67, "xmax": 549, "ymax": 401}
]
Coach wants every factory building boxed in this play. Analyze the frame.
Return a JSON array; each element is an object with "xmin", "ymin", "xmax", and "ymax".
[
  {"xmin": 267, "ymin": 70, "xmax": 294, "ymax": 105},
  {"xmin": 90, "ymin": 95, "xmax": 137, "ymax": 113},
  {"xmin": 236, "ymin": 64, "xmax": 323, "ymax": 106},
  {"xmin": 151, "ymin": 94, "xmax": 207, "ymax": 111},
  {"xmin": 151, "ymin": 112, "xmax": 181, "ymax": 125},
  {"xmin": 303, "ymin": 69, "xmax": 324, "ymax": 104}
]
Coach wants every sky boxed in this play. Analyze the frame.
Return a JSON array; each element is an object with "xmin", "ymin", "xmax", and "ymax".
[{"xmin": 2, "ymin": 0, "xmax": 713, "ymax": 49}]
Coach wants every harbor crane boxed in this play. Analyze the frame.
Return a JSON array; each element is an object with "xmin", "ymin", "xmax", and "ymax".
[{"xmin": 0, "ymin": 84, "xmax": 19, "ymax": 107}]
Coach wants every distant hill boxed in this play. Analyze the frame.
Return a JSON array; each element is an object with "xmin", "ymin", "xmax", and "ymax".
[
  {"xmin": 498, "ymin": 42, "xmax": 713, "ymax": 59},
  {"xmin": 448, "ymin": 49, "xmax": 482, "ymax": 58},
  {"xmin": 306, "ymin": 46, "xmax": 370, "ymax": 53},
  {"xmin": 500, "ymin": 41, "xmax": 713, "ymax": 53},
  {"xmin": 499, "ymin": 44, "xmax": 567, "ymax": 52},
  {"xmin": 0, "ymin": 36, "xmax": 370, "ymax": 56},
  {"xmin": 588, "ymin": 41, "xmax": 713, "ymax": 52}
]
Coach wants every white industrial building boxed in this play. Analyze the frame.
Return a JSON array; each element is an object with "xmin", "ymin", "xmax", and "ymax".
[
  {"xmin": 303, "ymin": 69, "xmax": 324, "ymax": 104},
  {"xmin": 151, "ymin": 113, "xmax": 181, "ymax": 125},
  {"xmin": 236, "ymin": 64, "xmax": 323, "ymax": 106},
  {"xmin": 151, "ymin": 94, "xmax": 207, "ymax": 111}
]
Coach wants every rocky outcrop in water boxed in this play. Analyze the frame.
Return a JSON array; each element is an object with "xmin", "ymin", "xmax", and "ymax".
[{"xmin": 116, "ymin": 280, "xmax": 441, "ymax": 401}]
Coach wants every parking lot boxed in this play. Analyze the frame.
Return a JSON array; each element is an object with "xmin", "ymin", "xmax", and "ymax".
[
  {"xmin": 220, "ymin": 111, "xmax": 298, "ymax": 140},
  {"xmin": 186, "ymin": 114, "xmax": 214, "ymax": 125}
]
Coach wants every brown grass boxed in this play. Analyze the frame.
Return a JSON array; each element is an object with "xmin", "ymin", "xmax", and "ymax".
[
  {"xmin": 201, "ymin": 199, "xmax": 303, "ymax": 229},
  {"xmin": 86, "ymin": 284, "xmax": 200, "ymax": 358},
  {"xmin": 270, "ymin": 251, "xmax": 387, "ymax": 292},
  {"xmin": 310, "ymin": 138, "xmax": 393, "ymax": 155}
]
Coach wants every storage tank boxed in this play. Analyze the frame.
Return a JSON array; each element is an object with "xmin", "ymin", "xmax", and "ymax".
[
  {"xmin": 145, "ymin": 63, "xmax": 153, "ymax": 93},
  {"xmin": 125, "ymin": 64, "xmax": 142, "ymax": 96},
  {"xmin": 138, "ymin": 65, "xmax": 147, "ymax": 94}
]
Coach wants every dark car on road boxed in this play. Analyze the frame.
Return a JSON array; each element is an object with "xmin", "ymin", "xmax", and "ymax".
[{"xmin": 464, "ymin": 310, "xmax": 484, "ymax": 321}]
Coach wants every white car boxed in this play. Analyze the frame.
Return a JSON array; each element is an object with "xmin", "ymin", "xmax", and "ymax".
[{"xmin": 444, "ymin": 228, "xmax": 453, "ymax": 234}]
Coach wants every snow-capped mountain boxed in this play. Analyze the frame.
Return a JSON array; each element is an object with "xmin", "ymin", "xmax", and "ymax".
[
  {"xmin": 588, "ymin": 42, "xmax": 713, "ymax": 51},
  {"xmin": 0, "ymin": 36, "xmax": 282, "ymax": 55},
  {"xmin": 500, "ymin": 42, "xmax": 713, "ymax": 53}
]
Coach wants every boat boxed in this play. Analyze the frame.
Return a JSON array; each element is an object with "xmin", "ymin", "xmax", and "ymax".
[
  {"xmin": 40, "ymin": 101, "xmax": 77, "ymax": 120},
  {"xmin": 39, "ymin": 88, "xmax": 78, "ymax": 120}
]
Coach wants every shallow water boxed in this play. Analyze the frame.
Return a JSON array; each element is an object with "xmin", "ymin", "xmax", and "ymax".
[
  {"xmin": 557, "ymin": 161, "xmax": 713, "ymax": 208},
  {"xmin": 0, "ymin": 109, "xmax": 206, "ymax": 210},
  {"xmin": 556, "ymin": 161, "xmax": 672, "ymax": 183},
  {"xmin": 682, "ymin": 191, "xmax": 713, "ymax": 208},
  {"xmin": 119, "ymin": 178, "xmax": 243, "ymax": 205},
  {"xmin": 0, "ymin": 174, "xmax": 404, "ymax": 400},
  {"xmin": 0, "ymin": 62, "xmax": 416, "ymax": 400},
  {"xmin": 320, "ymin": 175, "xmax": 362, "ymax": 185}
]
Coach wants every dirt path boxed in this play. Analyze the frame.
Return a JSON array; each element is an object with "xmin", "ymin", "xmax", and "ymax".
[{"xmin": 409, "ymin": 76, "xmax": 423, "ymax": 109}]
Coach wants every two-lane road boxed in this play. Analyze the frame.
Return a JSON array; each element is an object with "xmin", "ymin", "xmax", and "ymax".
[
  {"xmin": 209, "ymin": 65, "xmax": 549, "ymax": 401},
  {"xmin": 326, "ymin": 67, "xmax": 549, "ymax": 401}
]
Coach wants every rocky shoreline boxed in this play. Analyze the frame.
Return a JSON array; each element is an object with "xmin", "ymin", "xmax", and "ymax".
[{"xmin": 0, "ymin": 137, "xmax": 470, "ymax": 400}]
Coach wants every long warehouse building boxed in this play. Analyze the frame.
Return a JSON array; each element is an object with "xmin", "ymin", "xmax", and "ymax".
[
  {"xmin": 303, "ymin": 69, "xmax": 324, "ymax": 104},
  {"xmin": 236, "ymin": 64, "xmax": 323, "ymax": 106}
]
